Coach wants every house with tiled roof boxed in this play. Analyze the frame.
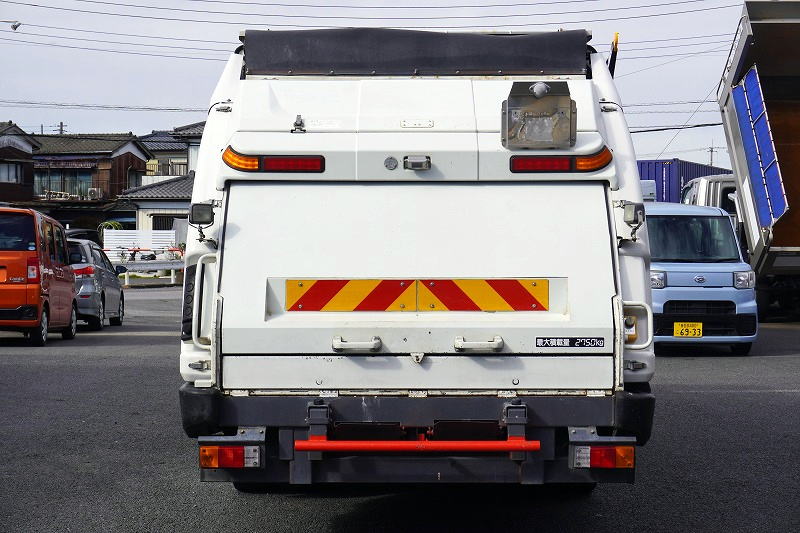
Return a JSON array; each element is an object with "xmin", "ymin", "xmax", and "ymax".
[
  {"xmin": 31, "ymin": 132, "xmax": 153, "ymax": 202},
  {"xmin": 139, "ymin": 121, "xmax": 204, "ymax": 185},
  {"xmin": 1, "ymin": 121, "xmax": 41, "ymax": 202},
  {"xmin": 117, "ymin": 172, "xmax": 194, "ymax": 231}
]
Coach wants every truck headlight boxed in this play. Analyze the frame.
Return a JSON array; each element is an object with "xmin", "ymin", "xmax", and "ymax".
[
  {"xmin": 734, "ymin": 270, "xmax": 755, "ymax": 289},
  {"xmin": 650, "ymin": 271, "xmax": 666, "ymax": 289}
]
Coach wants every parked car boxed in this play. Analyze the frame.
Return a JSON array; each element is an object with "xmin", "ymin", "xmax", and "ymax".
[
  {"xmin": 65, "ymin": 228, "xmax": 102, "ymax": 246},
  {"xmin": 0, "ymin": 207, "xmax": 77, "ymax": 346},
  {"xmin": 67, "ymin": 238, "xmax": 126, "ymax": 329},
  {"xmin": 646, "ymin": 203, "xmax": 757, "ymax": 355}
]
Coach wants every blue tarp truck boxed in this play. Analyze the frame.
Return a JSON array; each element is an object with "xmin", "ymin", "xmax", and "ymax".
[{"xmin": 716, "ymin": 0, "xmax": 800, "ymax": 313}]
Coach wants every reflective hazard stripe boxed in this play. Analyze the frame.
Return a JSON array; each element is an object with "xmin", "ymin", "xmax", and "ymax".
[
  {"xmin": 286, "ymin": 279, "xmax": 549, "ymax": 311},
  {"xmin": 420, "ymin": 279, "xmax": 548, "ymax": 311},
  {"xmin": 286, "ymin": 280, "xmax": 414, "ymax": 311}
]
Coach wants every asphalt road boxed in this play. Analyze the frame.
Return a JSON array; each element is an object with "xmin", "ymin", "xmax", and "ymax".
[{"xmin": 1, "ymin": 287, "xmax": 798, "ymax": 532}]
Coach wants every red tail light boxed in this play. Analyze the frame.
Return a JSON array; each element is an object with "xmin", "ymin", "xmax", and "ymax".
[
  {"xmin": 589, "ymin": 446, "xmax": 635, "ymax": 468},
  {"xmin": 510, "ymin": 155, "xmax": 571, "ymax": 172},
  {"xmin": 26, "ymin": 256, "xmax": 40, "ymax": 283},
  {"xmin": 222, "ymin": 146, "xmax": 325, "ymax": 173},
  {"xmin": 73, "ymin": 265, "xmax": 95, "ymax": 278},
  {"xmin": 263, "ymin": 155, "xmax": 325, "ymax": 173},
  {"xmin": 510, "ymin": 147, "xmax": 613, "ymax": 173},
  {"xmin": 199, "ymin": 445, "xmax": 260, "ymax": 468}
]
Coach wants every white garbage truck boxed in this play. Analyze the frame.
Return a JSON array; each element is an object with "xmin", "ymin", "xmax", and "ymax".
[{"xmin": 179, "ymin": 28, "xmax": 655, "ymax": 490}]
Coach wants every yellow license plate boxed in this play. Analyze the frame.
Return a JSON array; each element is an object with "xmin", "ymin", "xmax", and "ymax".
[{"xmin": 673, "ymin": 322, "xmax": 703, "ymax": 337}]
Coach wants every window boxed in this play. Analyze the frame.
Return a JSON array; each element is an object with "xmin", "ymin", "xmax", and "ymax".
[
  {"xmin": 44, "ymin": 222, "xmax": 56, "ymax": 261},
  {"xmin": 100, "ymin": 249, "xmax": 116, "ymax": 271},
  {"xmin": 68, "ymin": 242, "xmax": 88, "ymax": 264},
  {"xmin": 152, "ymin": 214, "xmax": 186, "ymax": 230},
  {"xmin": 647, "ymin": 215, "xmax": 740, "ymax": 263},
  {"xmin": 720, "ymin": 185, "xmax": 737, "ymax": 215},
  {"xmin": 0, "ymin": 163, "xmax": 23, "ymax": 184},
  {"xmin": 91, "ymin": 247, "xmax": 105, "ymax": 268},
  {"xmin": 55, "ymin": 227, "xmax": 68, "ymax": 265},
  {"xmin": 33, "ymin": 169, "xmax": 93, "ymax": 197},
  {"xmin": 0, "ymin": 212, "xmax": 35, "ymax": 251}
]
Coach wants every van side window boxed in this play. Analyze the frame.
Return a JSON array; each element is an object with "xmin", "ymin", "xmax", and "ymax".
[
  {"xmin": 44, "ymin": 222, "xmax": 56, "ymax": 262},
  {"xmin": 55, "ymin": 227, "xmax": 68, "ymax": 265}
]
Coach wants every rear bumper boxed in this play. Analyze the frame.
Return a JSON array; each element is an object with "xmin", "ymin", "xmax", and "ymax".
[
  {"xmin": 180, "ymin": 383, "xmax": 654, "ymax": 485},
  {"xmin": 0, "ymin": 305, "xmax": 40, "ymax": 330}
]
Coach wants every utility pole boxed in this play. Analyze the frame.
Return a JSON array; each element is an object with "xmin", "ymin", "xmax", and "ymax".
[
  {"xmin": 707, "ymin": 140, "xmax": 718, "ymax": 167},
  {"xmin": 40, "ymin": 124, "xmax": 43, "ymax": 134},
  {"xmin": 58, "ymin": 121, "xmax": 65, "ymax": 134}
]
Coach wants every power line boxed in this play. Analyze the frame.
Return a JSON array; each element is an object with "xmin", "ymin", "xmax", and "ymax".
[
  {"xmin": 1, "ymin": 29, "xmax": 231, "ymax": 52},
  {"xmin": 2, "ymin": 28, "xmax": 728, "ymax": 63},
  {"xmin": 184, "ymin": 0, "xmax": 601, "ymax": 8},
  {"xmin": 17, "ymin": 21, "xmax": 736, "ymax": 50},
  {"xmin": 654, "ymin": 84, "xmax": 719, "ymax": 158},
  {"xmin": 630, "ymin": 123, "xmax": 722, "ymax": 133},
  {"xmin": 626, "ymin": 99, "xmax": 716, "ymax": 107},
  {"xmin": 63, "ymin": 0, "xmax": 711, "ymax": 21},
  {"xmin": 0, "ymin": 1, "xmax": 741, "ymax": 29},
  {"xmin": 0, "ymin": 35, "xmax": 227, "ymax": 61},
  {"xmin": 625, "ymin": 109, "xmax": 720, "ymax": 114},
  {"xmin": 616, "ymin": 49, "xmax": 728, "ymax": 61},
  {"xmin": 598, "ymin": 38, "xmax": 731, "ymax": 52},
  {"xmin": 616, "ymin": 44, "xmax": 730, "ymax": 78},
  {"xmin": 26, "ymin": 23, "xmax": 236, "ymax": 44},
  {"xmin": 0, "ymin": 98, "xmax": 206, "ymax": 112}
]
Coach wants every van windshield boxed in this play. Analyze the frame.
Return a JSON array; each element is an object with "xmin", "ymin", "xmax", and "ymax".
[
  {"xmin": 647, "ymin": 214, "xmax": 740, "ymax": 263},
  {"xmin": 0, "ymin": 212, "xmax": 36, "ymax": 251}
]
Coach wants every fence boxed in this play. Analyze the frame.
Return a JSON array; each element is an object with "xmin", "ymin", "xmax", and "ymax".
[{"xmin": 103, "ymin": 229, "xmax": 178, "ymax": 260}]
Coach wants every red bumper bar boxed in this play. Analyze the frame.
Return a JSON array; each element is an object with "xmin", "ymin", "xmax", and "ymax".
[{"xmin": 294, "ymin": 435, "xmax": 541, "ymax": 453}]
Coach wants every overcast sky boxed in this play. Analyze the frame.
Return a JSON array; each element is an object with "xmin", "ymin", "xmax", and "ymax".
[{"xmin": 1, "ymin": 0, "xmax": 742, "ymax": 167}]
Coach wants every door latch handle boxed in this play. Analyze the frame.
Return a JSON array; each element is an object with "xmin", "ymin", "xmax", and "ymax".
[
  {"xmin": 332, "ymin": 336, "xmax": 382, "ymax": 352},
  {"xmin": 454, "ymin": 335, "xmax": 504, "ymax": 351}
]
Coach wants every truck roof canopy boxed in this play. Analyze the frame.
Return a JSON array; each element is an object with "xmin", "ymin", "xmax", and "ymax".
[{"xmin": 241, "ymin": 28, "xmax": 590, "ymax": 77}]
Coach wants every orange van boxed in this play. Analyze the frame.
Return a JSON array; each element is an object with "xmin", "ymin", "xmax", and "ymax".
[{"xmin": 0, "ymin": 208, "xmax": 77, "ymax": 345}]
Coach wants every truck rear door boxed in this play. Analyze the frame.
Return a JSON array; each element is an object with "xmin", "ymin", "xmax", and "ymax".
[{"xmin": 217, "ymin": 180, "xmax": 618, "ymax": 392}]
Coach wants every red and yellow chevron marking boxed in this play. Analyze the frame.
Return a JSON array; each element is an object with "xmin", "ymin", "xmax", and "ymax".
[
  {"xmin": 286, "ymin": 279, "xmax": 549, "ymax": 312},
  {"xmin": 286, "ymin": 279, "xmax": 415, "ymax": 311},
  {"xmin": 419, "ymin": 279, "xmax": 548, "ymax": 311}
]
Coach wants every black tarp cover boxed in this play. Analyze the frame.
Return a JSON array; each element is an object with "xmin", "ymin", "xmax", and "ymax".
[{"xmin": 242, "ymin": 28, "xmax": 590, "ymax": 76}]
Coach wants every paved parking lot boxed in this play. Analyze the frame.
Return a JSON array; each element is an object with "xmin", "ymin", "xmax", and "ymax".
[{"xmin": 1, "ymin": 287, "xmax": 799, "ymax": 532}]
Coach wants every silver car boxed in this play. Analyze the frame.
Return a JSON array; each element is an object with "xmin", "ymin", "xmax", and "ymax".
[{"xmin": 67, "ymin": 238, "xmax": 126, "ymax": 329}]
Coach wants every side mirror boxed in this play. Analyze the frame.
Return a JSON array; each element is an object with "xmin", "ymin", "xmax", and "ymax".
[
  {"xmin": 189, "ymin": 203, "xmax": 215, "ymax": 225},
  {"xmin": 68, "ymin": 252, "xmax": 84, "ymax": 265},
  {"xmin": 115, "ymin": 265, "xmax": 128, "ymax": 274},
  {"xmin": 623, "ymin": 202, "xmax": 645, "ymax": 226}
]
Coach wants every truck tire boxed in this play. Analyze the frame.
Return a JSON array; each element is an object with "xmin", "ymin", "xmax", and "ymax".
[{"xmin": 730, "ymin": 342, "xmax": 752, "ymax": 356}]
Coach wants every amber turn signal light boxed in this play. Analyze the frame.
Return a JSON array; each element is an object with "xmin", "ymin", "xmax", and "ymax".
[{"xmin": 222, "ymin": 146, "xmax": 260, "ymax": 172}]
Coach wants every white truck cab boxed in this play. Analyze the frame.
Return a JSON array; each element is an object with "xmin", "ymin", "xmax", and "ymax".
[{"xmin": 179, "ymin": 28, "xmax": 654, "ymax": 489}]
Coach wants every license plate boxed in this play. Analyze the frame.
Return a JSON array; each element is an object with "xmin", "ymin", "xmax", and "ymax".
[{"xmin": 673, "ymin": 322, "xmax": 703, "ymax": 337}]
